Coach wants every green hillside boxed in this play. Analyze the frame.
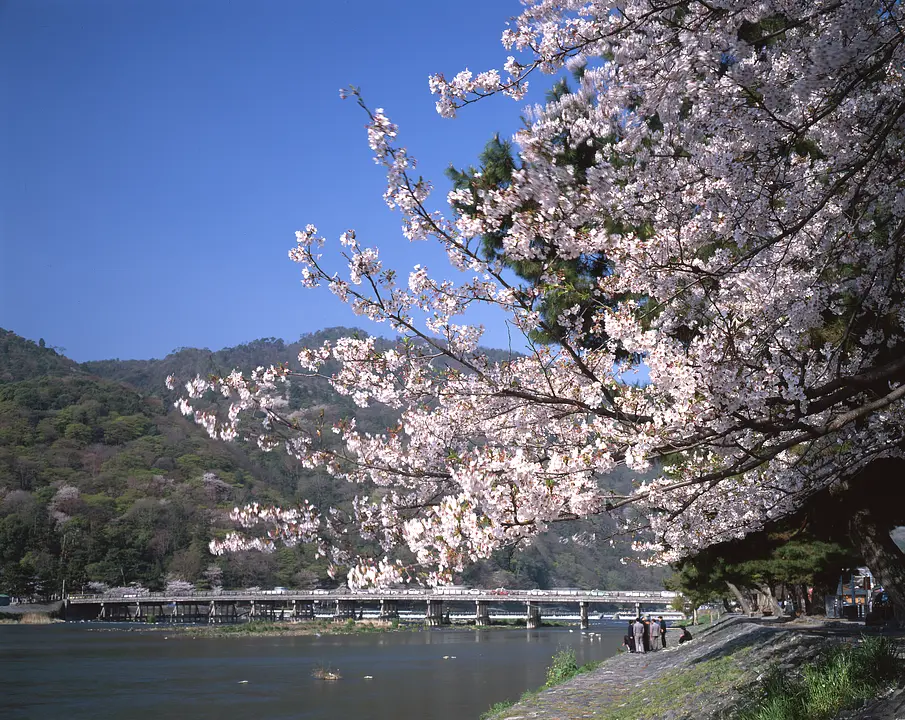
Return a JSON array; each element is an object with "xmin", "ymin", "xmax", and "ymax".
[
  {"xmin": 0, "ymin": 328, "xmax": 664, "ymax": 599},
  {"xmin": 0, "ymin": 330, "xmax": 82, "ymax": 383},
  {"xmin": 0, "ymin": 334, "xmax": 337, "ymax": 597}
]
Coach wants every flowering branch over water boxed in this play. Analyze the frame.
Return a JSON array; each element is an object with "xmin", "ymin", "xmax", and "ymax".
[{"xmin": 172, "ymin": 1, "xmax": 905, "ymax": 587}]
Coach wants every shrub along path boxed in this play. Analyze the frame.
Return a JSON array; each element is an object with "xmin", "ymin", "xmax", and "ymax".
[{"xmin": 487, "ymin": 616, "xmax": 904, "ymax": 720}]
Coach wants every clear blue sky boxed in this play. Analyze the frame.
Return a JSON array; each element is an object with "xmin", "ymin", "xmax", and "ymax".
[{"xmin": 1, "ymin": 0, "xmax": 553, "ymax": 362}]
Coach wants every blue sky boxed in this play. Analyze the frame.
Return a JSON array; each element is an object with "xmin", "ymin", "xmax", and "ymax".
[{"xmin": 1, "ymin": 0, "xmax": 558, "ymax": 362}]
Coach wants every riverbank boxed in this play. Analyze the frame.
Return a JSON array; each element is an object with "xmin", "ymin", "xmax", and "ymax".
[
  {"xmin": 179, "ymin": 618, "xmax": 404, "ymax": 637},
  {"xmin": 0, "ymin": 600, "xmax": 64, "ymax": 623},
  {"xmin": 0, "ymin": 609, "xmax": 62, "ymax": 624},
  {"xmin": 483, "ymin": 615, "xmax": 905, "ymax": 720}
]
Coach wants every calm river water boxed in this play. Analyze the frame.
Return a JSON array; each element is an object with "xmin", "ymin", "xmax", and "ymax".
[{"xmin": 0, "ymin": 622, "xmax": 624, "ymax": 720}]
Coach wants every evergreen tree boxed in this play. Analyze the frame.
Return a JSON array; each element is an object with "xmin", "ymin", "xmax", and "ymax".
[{"xmin": 445, "ymin": 74, "xmax": 642, "ymax": 351}]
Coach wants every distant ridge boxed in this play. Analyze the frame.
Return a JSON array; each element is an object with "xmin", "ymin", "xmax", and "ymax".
[
  {"xmin": 0, "ymin": 329, "xmax": 83, "ymax": 383},
  {"xmin": 0, "ymin": 326, "xmax": 665, "ymax": 598}
]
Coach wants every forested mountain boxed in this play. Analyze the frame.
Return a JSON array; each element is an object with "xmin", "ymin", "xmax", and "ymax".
[
  {"xmin": 0, "ymin": 330, "xmax": 82, "ymax": 383},
  {"xmin": 0, "ymin": 328, "xmax": 664, "ymax": 598}
]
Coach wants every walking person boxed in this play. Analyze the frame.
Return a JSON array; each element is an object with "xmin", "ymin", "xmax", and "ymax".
[
  {"xmin": 632, "ymin": 617, "xmax": 646, "ymax": 653},
  {"xmin": 658, "ymin": 616, "xmax": 668, "ymax": 648}
]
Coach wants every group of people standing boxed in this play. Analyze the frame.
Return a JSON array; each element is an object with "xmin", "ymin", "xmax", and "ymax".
[{"xmin": 623, "ymin": 615, "xmax": 667, "ymax": 653}]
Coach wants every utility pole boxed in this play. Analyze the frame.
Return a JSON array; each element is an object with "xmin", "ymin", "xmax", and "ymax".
[
  {"xmin": 59, "ymin": 531, "xmax": 69, "ymax": 601},
  {"xmin": 850, "ymin": 571, "xmax": 856, "ymax": 617}
]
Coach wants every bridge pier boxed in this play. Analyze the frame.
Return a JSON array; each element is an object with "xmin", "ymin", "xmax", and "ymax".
[
  {"xmin": 635, "ymin": 602, "xmax": 641, "ymax": 618},
  {"xmin": 426, "ymin": 599, "xmax": 444, "ymax": 626},
  {"xmin": 209, "ymin": 600, "xmax": 238, "ymax": 624},
  {"xmin": 526, "ymin": 601, "xmax": 541, "ymax": 629},
  {"xmin": 580, "ymin": 601, "xmax": 589, "ymax": 630},
  {"xmin": 173, "ymin": 602, "xmax": 205, "ymax": 623},
  {"xmin": 475, "ymin": 600, "xmax": 491, "ymax": 626},
  {"xmin": 148, "ymin": 602, "xmax": 162, "ymax": 622},
  {"xmin": 335, "ymin": 599, "xmax": 356, "ymax": 621},
  {"xmin": 379, "ymin": 598, "xmax": 399, "ymax": 620},
  {"xmin": 293, "ymin": 600, "xmax": 315, "ymax": 620}
]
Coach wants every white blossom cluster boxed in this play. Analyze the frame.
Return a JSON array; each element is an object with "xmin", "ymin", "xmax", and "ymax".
[
  {"xmin": 164, "ymin": 577, "xmax": 196, "ymax": 596},
  {"xmin": 174, "ymin": 1, "xmax": 905, "ymax": 585}
]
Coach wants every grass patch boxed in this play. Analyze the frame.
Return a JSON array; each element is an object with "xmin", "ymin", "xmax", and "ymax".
[
  {"xmin": 737, "ymin": 635, "xmax": 902, "ymax": 720},
  {"xmin": 184, "ymin": 618, "xmax": 406, "ymax": 638},
  {"xmin": 20, "ymin": 612, "xmax": 54, "ymax": 624},
  {"xmin": 482, "ymin": 648, "xmax": 602, "ymax": 718},
  {"xmin": 0, "ymin": 611, "xmax": 56, "ymax": 624},
  {"xmin": 545, "ymin": 647, "xmax": 581, "ymax": 687},
  {"xmin": 596, "ymin": 654, "xmax": 746, "ymax": 720},
  {"xmin": 480, "ymin": 700, "xmax": 515, "ymax": 719},
  {"xmin": 543, "ymin": 648, "xmax": 600, "ymax": 688}
]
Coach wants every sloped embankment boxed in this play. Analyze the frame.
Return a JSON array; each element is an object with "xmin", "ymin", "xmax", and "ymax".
[{"xmin": 487, "ymin": 616, "xmax": 898, "ymax": 720}]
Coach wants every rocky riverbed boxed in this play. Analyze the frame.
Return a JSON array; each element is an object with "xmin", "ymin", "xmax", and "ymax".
[{"xmin": 486, "ymin": 615, "xmax": 905, "ymax": 720}]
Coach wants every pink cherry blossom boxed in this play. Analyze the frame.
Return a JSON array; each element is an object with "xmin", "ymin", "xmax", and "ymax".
[{"xmin": 175, "ymin": 2, "xmax": 905, "ymax": 589}]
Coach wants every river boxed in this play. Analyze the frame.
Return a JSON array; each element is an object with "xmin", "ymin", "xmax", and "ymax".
[{"xmin": 0, "ymin": 622, "xmax": 625, "ymax": 720}]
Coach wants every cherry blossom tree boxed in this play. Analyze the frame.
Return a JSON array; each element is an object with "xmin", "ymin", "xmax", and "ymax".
[
  {"xmin": 164, "ymin": 577, "xmax": 196, "ymax": 596},
  {"xmin": 172, "ymin": 1, "xmax": 905, "ymax": 612}
]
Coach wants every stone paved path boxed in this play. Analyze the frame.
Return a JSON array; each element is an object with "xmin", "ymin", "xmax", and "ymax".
[{"xmin": 489, "ymin": 616, "xmax": 903, "ymax": 720}]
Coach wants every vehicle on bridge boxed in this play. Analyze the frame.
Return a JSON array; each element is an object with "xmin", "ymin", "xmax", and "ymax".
[
  {"xmin": 434, "ymin": 585, "xmax": 468, "ymax": 595},
  {"xmin": 611, "ymin": 610, "xmax": 686, "ymax": 621}
]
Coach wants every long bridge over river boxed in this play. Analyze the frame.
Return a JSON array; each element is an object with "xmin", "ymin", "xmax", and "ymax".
[{"xmin": 66, "ymin": 588, "xmax": 680, "ymax": 629}]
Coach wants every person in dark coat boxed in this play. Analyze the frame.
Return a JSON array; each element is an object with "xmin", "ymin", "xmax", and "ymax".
[
  {"xmin": 679, "ymin": 626, "xmax": 693, "ymax": 644},
  {"xmin": 658, "ymin": 615, "xmax": 667, "ymax": 648},
  {"xmin": 625, "ymin": 621, "xmax": 636, "ymax": 652},
  {"xmin": 641, "ymin": 617, "xmax": 651, "ymax": 652}
]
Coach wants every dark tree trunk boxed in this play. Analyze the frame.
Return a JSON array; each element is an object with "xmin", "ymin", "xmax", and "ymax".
[
  {"xmin": 796, "ymin": 584, "xmax": 813, "ymax": 616},
  {"xmin": 847, "ymin": 504, "xmax": 905, "ymax": 624},
  {"xmin": 827, "ymin": 458, "xmax": 905, "ymax": 624},
  {"xmin": 755, "ymin": 582, "xmax": 785, "ymax": 617},
  {"xmin": 725, "ymin": 581, "xmax": 753, "ymax": 614},
  {"xmin": 810, "ymin": 577, "xmax": 837, "ymax": 615}
]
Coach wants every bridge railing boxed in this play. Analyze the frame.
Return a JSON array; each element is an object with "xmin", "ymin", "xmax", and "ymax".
[{"xmin": 67, "ymin": 588, "xmax": 679, "ymax": 602}]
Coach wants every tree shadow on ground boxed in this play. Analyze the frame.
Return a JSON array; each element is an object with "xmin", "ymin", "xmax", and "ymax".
[{"xmin": 686, "ymin": 617, "xmax": 853, "ymax": 667}]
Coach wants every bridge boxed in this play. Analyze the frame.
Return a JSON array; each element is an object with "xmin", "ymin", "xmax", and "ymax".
[{"xmin": 66, "ymin": 588, "xmax": 679, "ymax": 630}]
